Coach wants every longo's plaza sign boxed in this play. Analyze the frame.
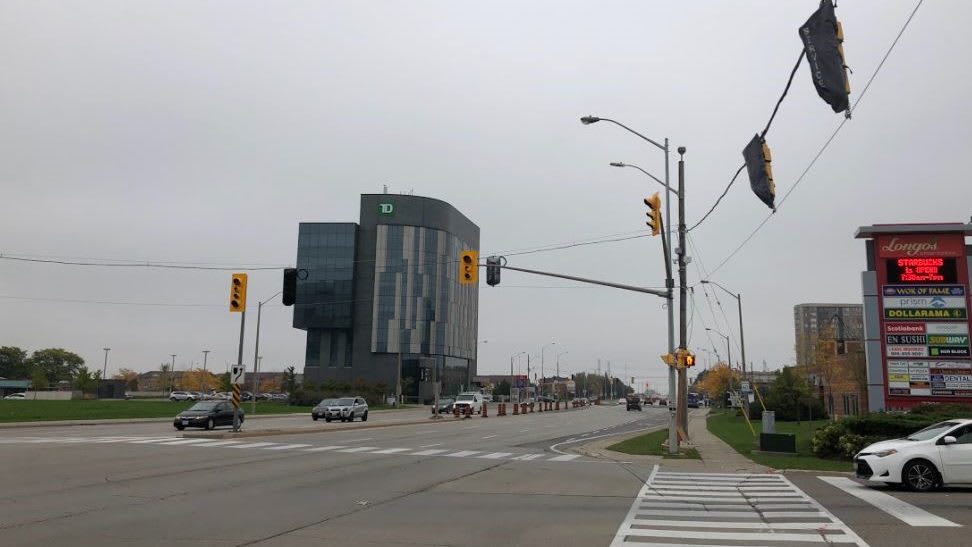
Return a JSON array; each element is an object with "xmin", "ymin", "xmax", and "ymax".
[{"xmin": 874, "ymin": 232, "xmax": 971, "ymax": 406}]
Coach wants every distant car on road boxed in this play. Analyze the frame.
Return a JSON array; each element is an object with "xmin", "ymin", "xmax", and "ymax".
[
  {"xmin": 169, "ymin": 391, "xmax": 193, "ymax": 401},
  {"xmin": 3, "ymin": 392, "xmax": 26, "ymax": 400},
  {"xmin": 617, "ymin": 398, "xmax": 626, "ymax": 405},
  {"xmin": 173, "ymin": 401, "xmax": 243, "ymax": 430},
  {"xmin": 855, "ymin": 419, "xmax": 972, "ymax": 492},
  {"xmin": 626, "ymin": 396, "xmax": 642, "ymax": 411},
  {"xmin": 432, "ymin": 398, "xmax": 455, "ymax": 415},
  {"xmin": 313, "ymin": 397, "xmax": 369, "ymax": 423}
]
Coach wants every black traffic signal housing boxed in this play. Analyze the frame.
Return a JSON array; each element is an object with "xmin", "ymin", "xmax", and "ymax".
[
  {"xmin": 644, "ymin": 192, "xmax": 662, "ymax": 236},
  {"xmin": 282, "ymin": 268, "xmax": 297, "ymax": 306},
  {"xmin": 486, "ymin": 255, "xmax": 501, "ymax": 286},
  {"xmin": 229, "ymin": 273, "xmax": 248, "ymax": 312},
  {"xmin": 459, "ymin": 250, "xmax": 478, "ymax": 285},
  {"xmin": 743, "ymin": 135, "xmax": 776, "ymax": 210}
]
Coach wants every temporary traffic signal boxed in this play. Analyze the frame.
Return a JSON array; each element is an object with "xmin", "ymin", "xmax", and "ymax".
[
  {"xmin": 459, "ymin": 250, "xmax": 478, "ymax": 285},
  {"xmin": 799, "ymin": 0, "xmax": 851, "ymax": 114},
  {"xmin": 644, "ymin": 192, "xmax": 662, "ymax": 236},
  {"xmin": 229, "ymin": 273, "xmax": 248, "ymax": 312},
  {"xmin": 486, "ymin": 255, "xmax": 501, "ymax": 286},
  {"xmin": 743, "ymin": 135, "xmax": 776, "ymax": 211},
  {"xmin": 282, "ymin": 268, "xmax": 297, "ymax": 306}
]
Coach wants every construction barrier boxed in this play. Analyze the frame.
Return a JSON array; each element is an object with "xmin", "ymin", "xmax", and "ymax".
[
  {"xmin": 521, "ymin": 403, "xmax": 527, "ymax": 415},
  {"xmin": 538, "ymin": 401, "xmax": 543, "ymax": 413},
  {"xmin": 454, "ymin": 405, "xmax": 460, "ymax": 418},
  {"xmin": 481, "ymin": 403, "xmax": 488, "ymax": 418},
  {"xmin": 498, "ymin": 403, "xmax": 506, "ymax": 416},
  {"xmin": 513, "ymin": 402, "xmax": 519, "ymax": 415}
]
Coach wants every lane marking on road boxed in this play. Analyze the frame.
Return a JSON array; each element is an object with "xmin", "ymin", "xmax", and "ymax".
[
  {"xmin": 129, "ymin": 438, "xmax": 181, "ymax": 444},
  {"xmin": 445, "ymin": 450, "xmax": 480, "ymax": 457},
  {"xmin": 301, "ymin": 445, "xmax": 349, "ymax": 452},
  {"xmin": 336, "ymin": 446, "xmax": 379, "ymax": 453},
  {"xmin": 481, "ymin": 435, "xmax": 497, "ymax": 439},
  {"xmin": 371, "ymin": 448, "xmax": 411, "ymax": 454},
  {"xmin": 549, "ymin": 454, "xmax": 581, "ymax": 462},
  {"xmin": 411, "ymin": 449, "xmax": 448, "ymax": 456},
  {"xmin": 342, "ymin": 437, "xmax": 374, "ymax": 443},
  {"xmin": 226, "ymin": 442, "xmax": 277, "ymax": 449},
  {"xmin": 510, "ymin": 454, "xmax": 544, "ymax": 461},
  {"xmin": 194, "ymin": 440, "xmax": 243, "ymax": 447},
  {"xmin": 818, "ymin": 476, "xmax": 961, "ymax": 527},
  {"xmin": 263, "ymin": 444, "xmax": 312, "ymax": 450},
  {"xmin": 419, "ymin": 443, "xmax": 442, "ymax": 448},
  {"xmin": 519, "ymin": 429, "xmax": 530, "ymax": 433},
  {"xmin": 155, "ymin": 439, "xmax": 224, "ymax": 446},
  {"xmin": 478, "ymin": 452, "xmax": 513, "ymax": 459}
]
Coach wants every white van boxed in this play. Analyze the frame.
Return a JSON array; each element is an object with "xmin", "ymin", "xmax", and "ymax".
[{"xmin": 453, "ymin": 392, "xmax": 483, "ymax": 414}]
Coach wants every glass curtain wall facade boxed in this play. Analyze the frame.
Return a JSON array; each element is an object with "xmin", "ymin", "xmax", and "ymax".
[{"xmin": 294, "ymin": 223, "xmax": 357, "ymax": 369}]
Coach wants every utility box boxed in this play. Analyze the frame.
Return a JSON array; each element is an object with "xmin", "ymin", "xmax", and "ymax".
[
  {"xmin": 759, "ymin": 432, "xmax": 796, "ymax": 454},
  {"xmin": 762, "ymin": 410, "xmax": 776, "ymax": 434}
]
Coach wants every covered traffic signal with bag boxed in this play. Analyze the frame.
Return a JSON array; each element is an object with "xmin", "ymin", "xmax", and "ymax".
[
  {"xmin": 799, "ymin": 0, "xmax": 851, "ymax": 114},
  {"xmin": 743, "ymin": 135, "xmax": 776, "ymax": 211}
]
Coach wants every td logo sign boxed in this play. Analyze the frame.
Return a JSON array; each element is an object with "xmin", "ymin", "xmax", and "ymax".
[{"xmin": 378, "ymin": 203, "xmax": 394, "ymax": 215}]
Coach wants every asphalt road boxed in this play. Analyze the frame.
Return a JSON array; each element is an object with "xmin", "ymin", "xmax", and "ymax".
[{"xmin": 0, "ymin": 403, "xmax": 668, "ymax": 547}]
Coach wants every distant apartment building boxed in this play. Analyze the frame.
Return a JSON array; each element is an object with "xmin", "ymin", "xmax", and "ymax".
[{"xmin": 793, "ymin": 303, "xmax": 866, "ymax": 418}]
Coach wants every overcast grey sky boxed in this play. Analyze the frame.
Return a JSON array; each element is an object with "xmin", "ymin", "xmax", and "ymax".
[{"xmin": 2, "ymin": 1, "xmax": 969, "ymax": 390}]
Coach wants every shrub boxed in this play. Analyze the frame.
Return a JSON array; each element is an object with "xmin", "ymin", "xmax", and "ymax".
[
  {"xmin": 908, "ymin": 402, "xmax": 972, "ymax": 417},
  {"xmin": 810, "ymin": 421, "xmax": 847, "ymax": 458}
]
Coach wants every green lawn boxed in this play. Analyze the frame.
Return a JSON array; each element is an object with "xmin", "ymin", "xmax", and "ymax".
[
  {"xmin": 707, "ymin": 410, "xmax": 852, "ymax": 472},
  {"xmin": 607, "ymin": 428, "xmax": 701, "ymax": 459},
  {"xmin": 0, "ymin": 400, "xmax": 315, "ymax": 423}
]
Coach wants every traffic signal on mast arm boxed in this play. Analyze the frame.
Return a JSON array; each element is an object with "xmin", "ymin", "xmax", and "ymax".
[
  {"xmin": 485, "ymin": 255, "xmax": 501, "ymax": 286},
  {"xmin": 459, "ymin": 250, "xmax": 478, "ymax": 285},
  {"xmin": 282, "ymin": 268, "xmax": 297, "ymax": 306},
  {"xmin": 644, "ymin": 192, "xmax": 662, "ymax": 236},
  {"xmin": 743, "ymin": 135, "xmax": 776, "ymax": 211},
  {"xmin": 229, "ymin": 273, "xmax": 248, "ymax": 312}
]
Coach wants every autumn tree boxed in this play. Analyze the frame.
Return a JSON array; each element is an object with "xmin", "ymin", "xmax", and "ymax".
[
  {"xmin": 697, "ymin": 363, "xmax": 738, "ymax": 405},
  {"xmin": 179, "ymin": 368, "xmax": 221, "ymax": 392}
]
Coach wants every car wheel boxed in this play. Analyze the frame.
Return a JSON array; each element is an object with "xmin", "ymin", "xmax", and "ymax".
[
  {"xmin": 325, "ymin": 417, "xmax": 332, "ymax": 423},
  {"xmin": 312, "ymin": 415, "xmax": 319, "ymax": 421},
  {"xmin": 902, "ymin": 460, "xmax": 939, "ymax": 492},
  {"xmin": 349, "ymin": 412, "xmax": 355, "ymax": 422},
  {"xmin": 206, "ymin": 418, "xmax": 215, "ymax": 430},
  {"xmin": 175, "ymin": 425, "xmax": 185, "ymax": 431},
  {"xmin": 361, "ymin": 411, "xmax": 368, "ymax": 422}
]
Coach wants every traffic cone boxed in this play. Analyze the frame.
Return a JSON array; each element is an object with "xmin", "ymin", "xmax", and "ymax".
[
  {"xmin": 538, "ymin": 401, "xmax": 543, "ymax": 413},
  {"xmin": 513, "ymin": 402, "xmax": 519, "ymax": 415},
  {"xmin": 482, "ymin": 403, "xmax": 488, "ymax": 418},
  {"xmin": 498, "ymin": 403, "xmax": 506, "ymax": 416},
  {"xmin": 454, "ymin": 405, "xmax": 459, "ymax": 418}
]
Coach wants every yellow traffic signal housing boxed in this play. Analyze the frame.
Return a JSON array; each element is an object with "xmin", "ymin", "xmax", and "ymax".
[
  {"xmin": 459, "ymin": 250, "xmax": 478, "ymax": 285},
  {"xmin": 836, "ymin": 20, "xmax": 851, "ymax": 95},
  {"xmin": 229, "ymin": 273, "xmax": 248, "ymax": 312},
  {"xmin": 644, "ymin": 193, "xmax": 662, "ymax": 237}
]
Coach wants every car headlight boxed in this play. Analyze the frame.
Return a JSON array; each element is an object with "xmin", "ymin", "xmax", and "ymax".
[{"xmin": 874, "ymin": 448, "xmax": 898, "ymax": 458}]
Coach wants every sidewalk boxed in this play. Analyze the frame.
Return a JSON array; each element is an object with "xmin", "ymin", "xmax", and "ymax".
[
  {"xmin": 663, "ymin": 408, "xmax": 768, "ymax": 473},
  {"xmin": 577, "ymin": 408, "xmax": 769, "ymax": 473}
]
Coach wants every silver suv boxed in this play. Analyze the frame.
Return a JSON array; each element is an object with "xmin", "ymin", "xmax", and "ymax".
[{"xmin": 313, "ymin": 396, "xmax": 369, "ymax": 423}]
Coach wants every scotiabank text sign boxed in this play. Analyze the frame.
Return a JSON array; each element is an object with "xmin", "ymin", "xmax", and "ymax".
[{"xmin": 876, "ymin": 233, "xmax": 972, "ymax": 407}]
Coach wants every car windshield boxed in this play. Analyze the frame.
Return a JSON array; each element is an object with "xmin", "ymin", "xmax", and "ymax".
[
  {"xmin": 457, "ymin": 395, "xmax": 474, "ymax": 401},
  {"xmin": 319, "ymin": 399, "xmax": 339, "ymax": 406},
  {"xmin": 906, "ymin": 421, "xmax": 960, "ymax": 441},
  {"xmin": 336, "ymin": 398, "xmax": 355, "ymax": 406},
  {"xmin": 187, "ymin": 402, "xmax": 219, "ymax": 411}
]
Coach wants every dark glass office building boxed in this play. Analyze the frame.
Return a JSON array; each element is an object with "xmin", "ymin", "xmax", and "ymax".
[{"xmin": 294, "ymin": 194, "xmax": 479, "ymax": 401}]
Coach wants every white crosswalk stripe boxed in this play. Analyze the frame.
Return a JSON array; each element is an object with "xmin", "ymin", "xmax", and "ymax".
[
  {"xmin": 610, "ymin": 467, "xmax": 870, "ymax": 547},
  {"xmin": 818, "ymin": 476, "xmax": 960, "ymax": 527},
  {"xmin": 0, "ymin": 435, "xmax": 588, "ymax": 464}
]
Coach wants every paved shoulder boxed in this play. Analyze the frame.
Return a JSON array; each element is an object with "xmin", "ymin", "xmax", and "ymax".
[{"xmin": 610, "ymin": 467, "xmax": 869, "ymax": 546}]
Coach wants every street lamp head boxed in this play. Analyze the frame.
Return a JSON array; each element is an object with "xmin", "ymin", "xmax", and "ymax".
[
  {"xmin": 609, "ymin": 162, "xmax": 625, "ymax": 168},
  {"xmin": 677, "ymin": 146, "xmax": 686, "ymax": 155},
  {"xmin": 700, "ymin": 280, "xmax": 710, "ymax": 284},
  {"xmin": 580, "ymin": 116, "xmax": 601, "ymax": 125}
]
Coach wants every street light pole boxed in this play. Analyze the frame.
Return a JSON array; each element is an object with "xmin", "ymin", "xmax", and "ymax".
[
  {"xmin": 701, "ymin": 280, "xmax": 747, "ymax": 383},
  {"xmin": 252, "ymin": 291, "xmax": 282, "ymax": 415},
  {"xmin": 541, "ymin": 342, "xmax": 556, "ymax": 398},
  {"xmin": 170, "ymin": 354, "xmax": 176, "ymax": 395},
  {"xmin": 510, "ymin": 351, "xmax": 526, "ymax": 403},
  {"xmin": 102, "ymin": 348, "xmax": 111, "ymax": 380},
  {"xmin": 202, "ymin": 350, "xmax": 210, "ymax": 393},
  {"xmin": 585, "ymin": 115, "xmax": 679, "ymax": 454},
  {"xmin": 707, "ymin": 328, "xmax": 732, "ymax": 404}
]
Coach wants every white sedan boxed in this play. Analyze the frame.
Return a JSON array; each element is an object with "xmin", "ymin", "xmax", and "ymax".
[
  {"xmin": 855, "ymin": 419, "xmax": 972, "ymax": 491},
  {"xmin": 3, "ymin": 392, "xmax": 26, "ymax": 400}
]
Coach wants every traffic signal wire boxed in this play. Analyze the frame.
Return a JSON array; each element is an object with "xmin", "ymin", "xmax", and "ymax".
[
  {"xmin": 704, "ymin": 0, "xmax": 924, "ymax": 278},
  {"xmin": 0, "ymin": 254, "xmax": 286, "ymax": 271}
]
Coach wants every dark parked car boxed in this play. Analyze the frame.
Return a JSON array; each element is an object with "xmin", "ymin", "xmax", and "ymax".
[
  {"xmin": 174, "ymin": 401, "xmax": 243, "ymax": 430},
  {"xmin": 432, "ymin": 398, "xmax": 455, "ymax": 415},
  {"xmin": 626, "ymin": 396, "xmax": 642, "ymax": 411}
]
